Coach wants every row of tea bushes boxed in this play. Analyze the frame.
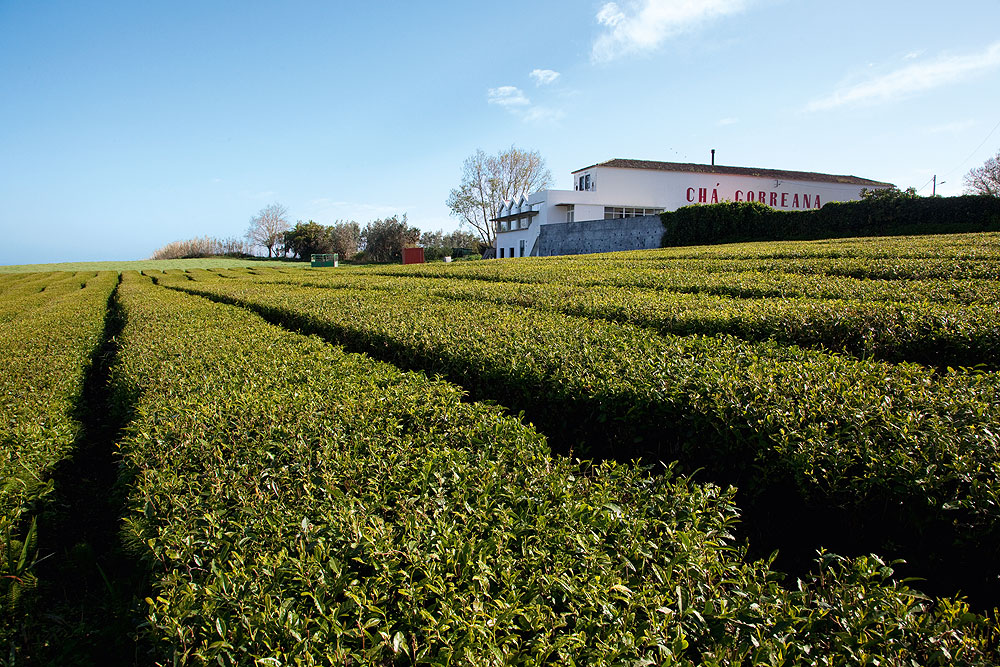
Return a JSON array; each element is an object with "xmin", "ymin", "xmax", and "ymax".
[
  {"xmin": 155, "ymin": 272, "xmax": 1000, "ymax": 599},
  {"xmin": 111, "ymin": 272, "xmax": 995, "ymax": 664},
  {"xmin": 609, "ymin": 232, "xmax": 1000, "ymax": 261},
  {"xmin": 0, "ymin": 271, "xmax": 117, "ymax": 646},
  {"xmin": 0, "ymin": 271, "xmax": 100, "ymax": 323},
  {"xmin": 216, "ymin": 269, "xmax": 1000, "ymax": 369},
  {"xmin": 351, "ymin": 232, "xmax": 1000, "ymax": 300},
  {"xmin": 361, "ymin": 256, "xmax": 1000, "ymax": 305}
]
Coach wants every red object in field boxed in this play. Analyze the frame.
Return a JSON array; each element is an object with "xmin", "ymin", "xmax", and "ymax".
[{"xmin": 402, "ymin": 247, "xmax": 425, "ymax": 265}]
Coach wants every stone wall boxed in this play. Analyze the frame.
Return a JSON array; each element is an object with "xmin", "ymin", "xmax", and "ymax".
[{"xmin": 533, "ymin": 215, "xmax": 662, "ymax": 256}]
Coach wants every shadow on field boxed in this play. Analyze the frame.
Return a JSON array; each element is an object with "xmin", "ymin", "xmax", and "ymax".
[{"xmin": 16, "ymin": 278, "xmax": 154, "ymax": 666}]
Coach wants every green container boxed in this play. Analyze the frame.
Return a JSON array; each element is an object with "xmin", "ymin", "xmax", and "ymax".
[{"xmin": 310, "ymin": 253, "xmax": 338, "ymax": 268}]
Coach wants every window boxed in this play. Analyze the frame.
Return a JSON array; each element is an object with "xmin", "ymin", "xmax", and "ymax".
[
  {"xmin": 519, "ymin": 239, "xmax": 526, "ymax": 257},
  {"xmin": 510, "ymin": 247, "xmax": 514, "ymax": 259},
  {"xmin": 499, "ymin": 247, "xmax": 504, "ymax": 258},
  {"xmin": 604, "ymin": 206, "xmax": 665, "ymax": 219},
  {"xmin": 566, "ymin": 205, "xmax": 574, "ymax": 223}
]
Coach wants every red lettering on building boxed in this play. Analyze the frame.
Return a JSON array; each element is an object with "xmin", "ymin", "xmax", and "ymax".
[{"xmin": 685, "ymin": 181, "xmax": 831, "ymax": 210}]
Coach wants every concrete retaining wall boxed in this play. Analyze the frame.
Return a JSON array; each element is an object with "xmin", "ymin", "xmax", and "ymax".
[{"xmin": 534, "ymin": 215, "xmax": 663, "ymax": 257}]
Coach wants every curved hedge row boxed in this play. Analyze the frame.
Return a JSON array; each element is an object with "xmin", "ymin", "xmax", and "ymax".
[
  {"xmin": 155, "ymin": 271, "xmax": 1000, "ymax": 602},
  {"xmin": 614, "ymin": 231, "xmax": 1000, "ymax": 261},
  {"xmin": 359, "ymin": 233, "xmax": 1000, "ymax": 300},
  {"xmin": 218, "ymin": 269, "xmax": 1000, "ymax": 369},
  {"xmin": 111, "ymin": 272, "xmax": 996, "ymax": 664},
  {"xmin": 0, "ymin": 271, "xmax": 117, "ymax": 649}
]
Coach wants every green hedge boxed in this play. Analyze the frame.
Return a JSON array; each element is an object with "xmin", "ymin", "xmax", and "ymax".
[
  {"xmin": 661, "ymin": 196, "xmax": 1000, "ymax": 246},
  {"xmin": 113, "ymin": 272, "xmax": 996, "ymax": 665},
  {"xmin": 153, "ymin": 270, "xmax": 1000, "ymax": 603},
  {"xmin": 0, "ymin": 271, "xmax": 118, "ymax": 651},
  {"xmin": 221, "ymin": 268, "xmax": 1000, "ymax": 369}
]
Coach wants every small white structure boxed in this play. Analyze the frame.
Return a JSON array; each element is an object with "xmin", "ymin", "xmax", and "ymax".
[{"xmin": 493, "ymin": 158, "xmax": 893, "ymax": 258}]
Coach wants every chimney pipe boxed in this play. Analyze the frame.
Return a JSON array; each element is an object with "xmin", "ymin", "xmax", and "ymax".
[{"xmin": 711, "ymin": 149, "xmax": 715, "ymax": 166}]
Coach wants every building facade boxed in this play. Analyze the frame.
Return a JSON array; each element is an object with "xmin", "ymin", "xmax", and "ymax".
[{"xmin": 493, "ymin": 158, "xmax": 893, "ymax": 258}]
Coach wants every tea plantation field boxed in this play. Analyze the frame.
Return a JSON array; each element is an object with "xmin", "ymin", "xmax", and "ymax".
[{"xmin": 3, "ymin": 233, "xmax": 1000, "ymax": 665}]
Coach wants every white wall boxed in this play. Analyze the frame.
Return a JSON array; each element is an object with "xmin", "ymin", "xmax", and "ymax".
[
  {"xmin": 584, "ymin": 166, "xmax": 874, "ymax": 211},
  {"xmin": 494, "ymin": 164, "xmax": 888, "ymax": 255}
]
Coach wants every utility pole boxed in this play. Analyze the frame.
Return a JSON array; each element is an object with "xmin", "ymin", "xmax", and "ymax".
[{"xmin": 932, "ymin": 175, "xmax": 945, "ymax": 196}]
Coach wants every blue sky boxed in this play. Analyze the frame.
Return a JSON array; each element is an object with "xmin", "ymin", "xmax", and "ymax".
[{"xmin": 2, "ymin": 0, "xmax": 999, "ymax": 264}]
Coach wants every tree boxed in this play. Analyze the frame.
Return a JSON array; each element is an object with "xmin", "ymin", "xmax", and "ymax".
[
  {"xmin": 247, "ymin": 203, "xmax": 290, "ymax": 257},
  {"xmin": 281, "ymin": 220, "xmax": 363, "ymax": 260},
  {"xmin": 964, "ymin": 150, "xmax": 1000, "ymax": 197},
  {"xmin": 360, "ymin": 215, "xmax": 420, "ymax": 263},
  {"xmin": 283, "ymin": 220, "xmax": 334, "ymax": 259},
  {"xmin": 329, "ymin": 220, "xmax": 362, "ymax": 260},
  {"xmin": 447, "ymin": 146, "xmax": 553, "ymax": 248},
  {"xmin": 859, "ymin": 185, "xmax": 918, "ymax": 201},
  {"xmin": 419, "ymin": 228, "xmax": 481, "ymax": 260}
]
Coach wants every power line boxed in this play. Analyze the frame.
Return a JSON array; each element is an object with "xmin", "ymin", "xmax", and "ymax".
[{"xmin": 943, "ymin": 116, "xmax": 1000, "ymax": 180}]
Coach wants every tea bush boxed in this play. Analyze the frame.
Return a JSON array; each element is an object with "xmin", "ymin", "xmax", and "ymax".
[
  {"xmin": 214, "ymin": 269, "xmax": 1000, "ymax": 369},
  {"xmin": 112, "ymin": 272, "xmax": 996, "ymax": 664},
  {"xmin": 154, "ymin": 269, "xmax": 1000, "ymax": 599},
  {"xmin": 0, "ymin": 271, "xmax": 117, "ymax": 648}
]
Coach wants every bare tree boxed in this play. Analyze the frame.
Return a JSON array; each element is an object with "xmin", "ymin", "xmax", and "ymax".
[
  {"xmin": 964, "ymin": 150, "xmax": 1000, "ymax": 197},
  {"xmin": 149, "ymin": 235, "xmax": 251, "ymax": 260},
  {"xmin": 447, "ymin": 146, "xmax": 553, "ymax": 248},
  {"xmin": 247, "ymin": 203, "xmax": 291, "ymax": 257}
]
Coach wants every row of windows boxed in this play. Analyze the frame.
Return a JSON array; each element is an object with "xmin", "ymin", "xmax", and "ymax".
[
  {"xmin": 498, "ymin": 239, "xmax": 527, "ymax": 258},
  {"xmin": 497, "ymin": 218, "xmax": 532, "ymax": 232},
  {"xmin": 503, "ymin": 205, "xmax": 664, "ymax": 232},
  {"xmin": 604, "ymin": 206, "xmax": 664, "ymax": 219}
]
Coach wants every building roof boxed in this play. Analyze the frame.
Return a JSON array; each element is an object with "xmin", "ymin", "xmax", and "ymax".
[{"xmin": 572, "ymin": 158, "xmax": 893, "ymax": 187}]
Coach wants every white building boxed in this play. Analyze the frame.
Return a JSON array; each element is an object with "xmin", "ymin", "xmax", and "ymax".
[{"xmin": 493, "ymin": 158, "xmax": 893, "ymax": 258}]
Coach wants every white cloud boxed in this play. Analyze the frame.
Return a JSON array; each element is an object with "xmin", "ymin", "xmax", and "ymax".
[
  {"xmin": 592, "ymin": 0, "xmax": 748, "ymax": 63},
  {"xmin": 529, "ymin": 69, "xmax": 560, "ymax": 86},
  {"xmin": 717, "ymin": 117, "xmax": 738, "ymax": 126},
  {"xmin": 806, "ymin": 42, "xmax": 1000, "ymax": 112},
  {"xmin": 487, "ymin": 84, "xmax": 563, "ymax": 124},
  {"xmin": 487, "ymin": 86, "xmax": 530, "ymax": 107},
  {"xmin": 596, "ymin": 3, "xmax": 626, "ymax": 27}
]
